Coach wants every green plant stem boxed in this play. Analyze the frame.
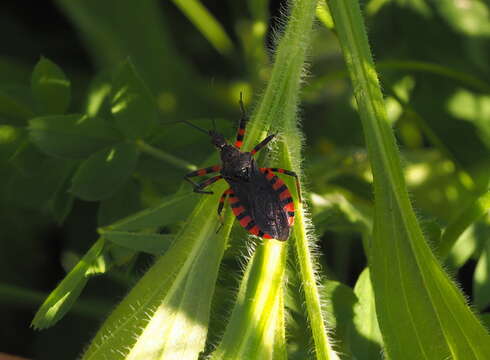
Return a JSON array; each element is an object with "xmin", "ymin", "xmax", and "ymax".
[{"xmin": 136, "ymin": 139, "xmax": 197, "ymax": 171}]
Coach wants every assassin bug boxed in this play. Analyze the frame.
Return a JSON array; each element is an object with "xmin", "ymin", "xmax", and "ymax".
[{"xmin": 183, "ymin": 95, "xmax": 301, "ymax": 241}]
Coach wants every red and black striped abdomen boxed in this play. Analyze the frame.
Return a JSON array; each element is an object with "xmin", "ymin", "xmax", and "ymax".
[{"xmin": 227, "ymin": 168, "xmax": 294, "ymax": 241}]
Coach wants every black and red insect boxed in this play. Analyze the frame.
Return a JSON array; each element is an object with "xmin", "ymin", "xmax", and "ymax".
[{"xmin": 184, "ymin": 96, "xmax": 301, "ymax": 241}]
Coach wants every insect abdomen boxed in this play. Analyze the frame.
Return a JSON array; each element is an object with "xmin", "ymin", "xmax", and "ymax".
[{"xmin": 227, "ymin": 168, "xmax": 294, "ymax": 241}]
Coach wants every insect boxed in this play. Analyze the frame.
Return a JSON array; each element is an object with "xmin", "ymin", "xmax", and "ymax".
[{"xmin": 183, "ymin": 95, "xmax": 301, "ymax": 241}]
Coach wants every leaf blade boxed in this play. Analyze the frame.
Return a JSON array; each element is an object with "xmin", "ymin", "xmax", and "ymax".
[
  {"xmin": 28, "ymin": 114, "xmax": 120, "ymax": 159},
  {"xmin": 111, "ymin": 60, "xmax": 158, "ymax": 139},
  {"xmin": 70, "ymin": 142, "xmax": 139, "ymax": 201},
  {"xmin": 328, "ymin": 0, "xmax": 490, "ymax": 358},
  {"xmin": 31, "ymin": 57, "xmax": 71, "ymax": 114}
]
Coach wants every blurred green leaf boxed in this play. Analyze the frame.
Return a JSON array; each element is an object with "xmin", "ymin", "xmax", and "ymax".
[
  {"xmin": 97, "ymin": 180, "xmax": 141, "ymax": 227},
  {"xmin": 435, "ymin": 0, "xmax": 490, "ymax": 37},
  {"xmin": 440, "ymin": 191, "xmax": 490, "ymax": 259},
  {"xmin": 0, "ymin": 88, "xmax": 34, "ymax": 123},
  {"xmin": 474, "ymin": 237, "xmax": 490, "ymax": 311},
  {"xmin": 70, "ymin": 142, "xmax": 139, "ymax": 201},
  {"xmin": 49, "ymin": 163, "xmax": 76, "ymax": 224},
  {"xmin": 447, "ymin": 89, "xmax": 490, "ymax": 149},
  {"xmin": 31, "ymin": 57, "xmax": 70, "ymax": 115},
  {"xmin": 29, "ymin": 114, "xmax": 120, "ymax": 159},
  {"xmin": 32, "ymin": 239, "xmax": 106, "ymax": 329},
  {"xmin": 0, "ymin": 125, "xmax": 24, "ymax": 163},
  {"xmin": 111, "ymin": 59, "xmax": 158, "ymax": 139},
  {"xmin": 171, "ymin": 0, "xmax": 234, "ymax": 56},
  {"xmin": 103, "ymin": 230, "xmax": 174, "ymax": 256},
  {"xmin": 86, "ymin": 72, "xmax": 112, "ymax": 118},
  {"xmin": 6, "ymin": 144, "xmax": 73, "ymax": 210},
  {"xmin": 105, "ymin": 192, "xmax": 198, "ymax": 232}
]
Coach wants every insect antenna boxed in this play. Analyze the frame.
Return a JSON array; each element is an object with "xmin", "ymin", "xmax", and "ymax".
[
  {"xmin": 164, "ymin": 119, "xmax": 210, "ymax": 135},
  {"xmin": 182, "ymin": 120, "xmax": 209, "ymax": 135}
]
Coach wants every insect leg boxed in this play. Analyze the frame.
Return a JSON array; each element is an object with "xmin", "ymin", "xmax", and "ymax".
[
  {"xmin": 234, "ymin": 93, "xmax": 248, "ymax": 149},
  {"xmin": 250, "ymin": 134, "xmax": 276, "ymax": 155},
  {"xmin": 262, "ymin": 167, "xmax": 302, "ymax": 203},
  {"xmin": 216, "ymin": 188, "xmax": 232, "ymax": 233},
  {"xmin": 184, "ymin": 165, "xmax": 221, "ymax": 192},
  {"xmin": 187, "ymin": 175, "xmax": 223, "ymax": 194}
]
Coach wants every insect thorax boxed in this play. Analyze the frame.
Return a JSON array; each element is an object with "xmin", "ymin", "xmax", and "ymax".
[{"xmin": 220, "ymin": 146, "xmax": 254, "ymax": 182}]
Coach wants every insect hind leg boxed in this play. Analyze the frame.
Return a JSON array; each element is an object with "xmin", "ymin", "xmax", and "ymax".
[{"xmin": 264, "ymin": 167, "xmax": 302, "ymax": 203}]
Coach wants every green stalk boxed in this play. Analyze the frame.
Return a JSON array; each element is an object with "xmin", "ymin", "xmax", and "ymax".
[
  {"xmin": 211, "ymin": 0, "xmax": 337, "ymax": 358},
  {"xmin": 136, "ymin": 139, "xmax": 197, "ymax": 171},
  {"xmin": 328, "ymin": 0, "xmax": 490, "ymax": 358}
]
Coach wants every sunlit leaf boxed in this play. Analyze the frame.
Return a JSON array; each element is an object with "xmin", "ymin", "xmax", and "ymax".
[
  {"xmin": 31, "ymin": 239, "xmax": 106, "ymax": 329},
  {"xmin": 211, "ymin": 241, "xmax": 287, "ymax": 359},
  {"xmin": 350, "ymin": 269, "xmax": 383, "ymax": 359},
  {"xmin": 82, "ymin": 189, "xmax": 231, "ymax": 360}
]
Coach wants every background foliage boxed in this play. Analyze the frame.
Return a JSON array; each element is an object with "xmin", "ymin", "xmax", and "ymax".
[{"xmin": 1, "ymin": 0, "xmax": 489, "ymax": 359}]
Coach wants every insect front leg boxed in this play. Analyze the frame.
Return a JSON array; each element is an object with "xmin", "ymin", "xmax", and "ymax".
[
  {"xmin": 184, "ymin": 165, "xmax": 221, "ymax": 194},
  {"xmin": 234, "ymin": 93, "xmax": 248, "ymax": 149},
  {"xmin": 251, "ymin": 134, "xmax": 276, "ymax": 155},
  {"xmin": 189, "ymin": 175, "xmax": 223, "ymax": 194}
]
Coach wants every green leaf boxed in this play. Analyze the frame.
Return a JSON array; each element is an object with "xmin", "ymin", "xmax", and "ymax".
[
  {"xmin": 82, "ymin": 189, "xmax": 231, "ymax": 360},
  {"xmin": 474, "ymin": 238, "xmax": 490, "ymax": 311},
  {"xmin": 49, "ymin": 163, "xmax": 76, "ymax": 224},
  {"xmin": 31, "ymin": 239, "xmax": 105, "ymax": 329},
  {"xmin": 0, "ymin": 125, "xmax": 24, "ymax": 163},
  {"xmin": 6, "ymin": 144, "xmax": 73, "ymax": 211},
  {"xmin": 70, "ymin": 142, "xmax": 139, "ymax": 201},
  {"xmin": 435, "ymin": 0, "xmax": 490, "ymax": 37},
  {"xmin": 322, "ymin": 279, "xmax": 357, "ymax": 356},
  {"xmin": 237, "ymin": 0, "xmax": 337, "ymax": 357},
  {"xmin": 0, "ymin": 88, "xmax": 34, "ymax": 123},
  {"xmin": 440, "ymin": 191, "xmax": 490, "ymax": 259},
  {"xmin": 31, "ymin": 57, "xmax": 71, "ymax": 114},
  {"xmin": 29, "ymin": 114, "xmax": 120, "ymax": 159},
  {"xmin": 105, "ymin": 192, "xmax": 198, "ymax": 231},
  {"xmin": 328, "ymin": 0, "xmax": 490, "ymax": 358},
  {"xmin": 111, "ymin": 60, "xmax": 158, "ymax": 139},
  {"xmin": 97, "ymin": 180, "xmax": 141, "ymax": 227},
  {"xmin": 102, "ymin": 230, "xmax": 173, "ymax": 255},
  {"xmin": 350, "ymin": 269, "xmax": 383, "ymax": 359},
  {"xmin": 171, "ymin": 0, "xmax": 234, "ymax": 56},
  {"xmin": 211, "ymin": 241, "xmax": 287, "ymax": 359}
]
